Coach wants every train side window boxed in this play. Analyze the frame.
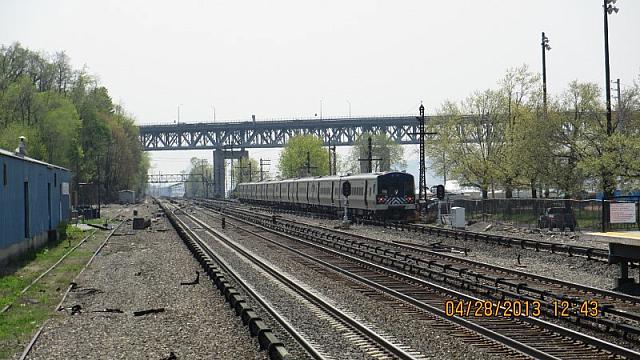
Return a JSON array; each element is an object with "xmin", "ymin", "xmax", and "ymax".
[{"xmin": 3, "ymin": 163, "xmax": 6, "ymax": 186}]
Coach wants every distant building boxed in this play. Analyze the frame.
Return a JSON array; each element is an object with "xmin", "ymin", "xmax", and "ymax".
[
  {"xmin": 0, "ymin": 147, "xmax": 71, "ymax": 266},
  {"xmin": 118, "ymin": 190, "xmax": 136, "ymax": 204}
]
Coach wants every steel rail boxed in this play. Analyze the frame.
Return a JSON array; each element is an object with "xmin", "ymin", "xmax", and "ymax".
[
  {"xmin": 211, "ymin": 199, "xmax": 612, "ymax": 263},
  {"xmin": 261, "ymin": 208, "xmax": 640, "ymax": 306},
  {"xmin": 202, "ymin": 202, "xmax": 640, "ymax": 312},
  {"xmin": 181, "ymin": 208, "xmax": 422, "ymax": 360},
  {"xmin": 211, "ymin": 204, "xmax": 640, "ymax": 339},
  {"xmin": 1, "ymin": 209, "xmax": 124, "ymax": 314},
  {"xmin": 201, "ymin": 204, "xmax": 640, "ymax": 360},
  {"xmin": 18, "ymin": 219, "xmax": 125, "ymax": 360},
  {"xmin": 165, "ymin": 204, "xmax": 323, "ymax": 360}
]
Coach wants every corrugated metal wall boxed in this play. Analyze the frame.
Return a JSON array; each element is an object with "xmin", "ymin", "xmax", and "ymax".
[{"xmin": 0, "ymin": 153, "xmax": 71, "ymax": 250}]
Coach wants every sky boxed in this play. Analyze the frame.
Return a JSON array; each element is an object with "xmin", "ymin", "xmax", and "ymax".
[{"xmin": 1, "ymin": 0, "xmax": 639, "ymax": 184}]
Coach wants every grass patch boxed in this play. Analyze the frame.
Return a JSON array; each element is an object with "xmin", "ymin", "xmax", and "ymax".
[{"xmin": 0, "ymin": 221, "xmax": 110, "ymax": 358}]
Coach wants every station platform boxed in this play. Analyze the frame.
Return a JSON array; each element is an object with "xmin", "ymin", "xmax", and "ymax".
[
  {"xmin": 585, "ymin": 230, "xmax": 640, "ymax": 245},
  {"xmin": 585, "ymin": 230, "xmax": 640, "ymax": 294}
]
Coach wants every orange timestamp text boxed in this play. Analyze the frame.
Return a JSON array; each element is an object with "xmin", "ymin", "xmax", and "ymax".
[{"xmin": 444, "ymin": 299, "xmax": 600, "ymax": 318}]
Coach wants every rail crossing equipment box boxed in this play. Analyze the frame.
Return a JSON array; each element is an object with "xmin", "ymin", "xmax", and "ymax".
[{"xmin": 450, "ymin": 207, "xmax": 466, "ymax": 229}]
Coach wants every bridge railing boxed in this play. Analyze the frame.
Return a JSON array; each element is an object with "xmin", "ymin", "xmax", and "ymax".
[{"xmin": 136, "ymin": 113, "xmax": 422, "ymax": 127}]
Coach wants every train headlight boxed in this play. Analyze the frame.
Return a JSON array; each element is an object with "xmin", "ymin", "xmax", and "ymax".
[
  {"xmin": 405, "ymin": 195, "xmax": 414, "ymax": 203},
  {"xmin": 376, "ymin": 195, "xmax": 386, "ymax": 204}
]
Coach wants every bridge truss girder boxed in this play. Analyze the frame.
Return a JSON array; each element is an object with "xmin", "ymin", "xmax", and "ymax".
[{"xmin": 139, "ymin": 116, "xmax": 428, "ymax": 150}]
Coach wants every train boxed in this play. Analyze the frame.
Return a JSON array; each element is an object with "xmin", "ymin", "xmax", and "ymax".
[{"xmin": 236, "ymin": 171, "xmax": 416, "ymax": 220}]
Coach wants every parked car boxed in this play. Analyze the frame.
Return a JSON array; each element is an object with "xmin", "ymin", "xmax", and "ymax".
[{"xmin": 538, "ymin": 207, "xmax": 577, "ymax": 231}]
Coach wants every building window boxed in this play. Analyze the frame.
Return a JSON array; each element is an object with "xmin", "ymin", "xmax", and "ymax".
[{"xmin": 3, "ymin": 163, "xmax": 6, "ymax": 186}]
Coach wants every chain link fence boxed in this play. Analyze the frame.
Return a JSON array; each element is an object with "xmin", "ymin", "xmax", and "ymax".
[{"xmin": 448, "ymin": 198, "xmax": 640, "ymax": 231}]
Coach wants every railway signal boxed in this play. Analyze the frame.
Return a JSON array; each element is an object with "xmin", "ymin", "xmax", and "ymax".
[
  {"xmin": 342, "ymin": 180, "xmax": 351, "ymax": 227},
  {"xmin": 436, "ymin": 184, "xmax": 445, "ymax": 200},
  {"xmin": 342, "ymin": 181, "xmax": 351, "ymax": 197}
]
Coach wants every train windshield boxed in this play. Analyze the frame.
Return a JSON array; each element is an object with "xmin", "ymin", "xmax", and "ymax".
[{"xmin": 378, "ymin": 173, "xmax": 414, "ymax": 197}]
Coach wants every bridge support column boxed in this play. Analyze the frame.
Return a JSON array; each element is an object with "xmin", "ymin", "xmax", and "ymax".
[
  {"xmin": 213, "ymin": 149, "xmax": 225, "ymax": 198},
  {"xmin": 213, "ymin": 148, "xmax": 249, "ymax": 198}
]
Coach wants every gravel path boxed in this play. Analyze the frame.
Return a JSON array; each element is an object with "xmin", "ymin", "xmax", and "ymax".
[
  {"xmin": 24, "ymin": 203, "xmax": 266, "ymax": 360},
  {"xmin": 194, "ymin": 208, "xmax": 507, "ymax": 360}
]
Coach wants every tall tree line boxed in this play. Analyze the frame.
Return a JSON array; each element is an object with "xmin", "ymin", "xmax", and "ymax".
[
  {"xmin": 0, "ymin": 43, "xmax": 149, "ymax": 201},
  {"xmin": 426, "ymin": 65, "xmax": 640, "ymax": 199}
]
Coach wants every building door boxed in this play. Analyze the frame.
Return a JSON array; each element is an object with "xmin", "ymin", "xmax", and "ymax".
[{"xmin": 24, "ymin": 182, "xmax": 30, "ymax": 238}]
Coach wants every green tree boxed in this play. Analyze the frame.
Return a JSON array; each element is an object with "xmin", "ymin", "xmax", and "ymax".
[
  {"xmin": 35, "ymin": 92, "xmax": 81, "ymax": 166},
  {"xmin": 184, "ymin": 157, "xmax": 213, "ymax": 197},
  {"xmin": 235, "ymin": 157, "xmax": 259, "ymax": 183},
  {"xmin": 0, "ymin": 43, "xmax": 149, "ymax": 202},
  {"xmin": 427, "ymin": 90, "xmax": 507, "ymax": 199},
  {"xmin": 347, "ymin": 133, "xmax": 405, "ymax": 174},
  {"xmin": 279, "ymin": 135, "xmax": 329, "ymax": 178}
]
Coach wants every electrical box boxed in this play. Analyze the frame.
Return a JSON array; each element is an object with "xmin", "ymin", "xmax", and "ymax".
[{"xmin": 451, "ymin": 207, "xmax": 465, "ymax": 229}]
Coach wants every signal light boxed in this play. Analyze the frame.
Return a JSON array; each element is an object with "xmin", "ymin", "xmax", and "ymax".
[{"xmin": 436, "ymin": 185, "xmax": 445, "ymax": 200}]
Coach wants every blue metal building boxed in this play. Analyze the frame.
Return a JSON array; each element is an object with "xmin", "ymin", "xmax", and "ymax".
[{"xmin": 0, "ymin": 148, "xmax": 71, "ymax": 266}]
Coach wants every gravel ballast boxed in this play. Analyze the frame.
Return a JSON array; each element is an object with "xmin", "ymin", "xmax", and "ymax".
[
  {"xmin": 194, "ymin": 208, "xmax": 507, "ymax": 360},
  {"xmin": 23, "ymin": 202, "xmax": 266, "ymax": 360},
  {"xmin": 251, "ymin": 209, "xmax": 635, "ymax": 290}
]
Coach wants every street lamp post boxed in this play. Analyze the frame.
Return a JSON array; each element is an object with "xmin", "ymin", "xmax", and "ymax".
[
  {"xmin": 213, "ymin": 105, "xmax": 216, "ymax": 123},
  {"xmin": 541, "ymin": 32, "xmax": 551, "ymax": 116},
  {"xmin": 346, "ymin": 99, "xmax": 352, "ymax": 117},
  {"xmin": 601, "ymin": 0, "xmax": 619, "ymax": 233}
]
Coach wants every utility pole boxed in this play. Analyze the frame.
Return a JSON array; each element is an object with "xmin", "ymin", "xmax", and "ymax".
[
  {"xmin": 613, "ymin": 78, "xmax": 623, "ymax": 131},
  {"xmin": 541, "ymin": 32, "xmax": 551, "ymax": 117},
  {"xmin": 415, "ymin": 104, "xmax": 436, "ymax": 212},
  {"xmin": 200, "ymin": 159, "xmax": 208, "ymax": 198},
  {"xmin": 235, "ymin": 159, "xmax": 253, "ymax": 183},
  {"xmin": 332, "ymin": 146, "xmax": 337, "ymax": 176},
  {"xmin": 601, "ymin": 0, "xmax": 619, "ymax": 233},
  {"xmin": 230, "ymin": 158, "xmax": 234, "ymax": 190},
  {"xmin": 358, "ymin": 136, "xmax": 382, "ymax": 173},
  {"xmin": 259, "ymin": 158, "xmax": 271, "ymax": 181},
  {"xmin": 304, "ymin": 151, "xmax": 317, "ymax": 177},
  {"xmin": 328, "ymin": 146, "xmax": 333, "ymax": 175},
  {"xmin": 418, "ymin": 104, "xmax": 427, "ymax": 208},
  {"xmin": 442, "ymin": 151, "xmax": 447, "ymax": 185}
]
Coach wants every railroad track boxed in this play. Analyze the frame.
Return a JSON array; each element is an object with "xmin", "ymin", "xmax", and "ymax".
[
  {"xmin": 186, "ymin": 200, "xmax": 640, "ymax": 359},
  {"xmin": 19, "ymin": 218, "xmax": 126, "ymax": 360},
  {"xmin": 1, "ymin": 209, "xmax": 125, "ymax": 314},
  {"xmin": 167, "ymin": 200, "xmax": 427, "ymax": 360},
  {"xmin": 198, "ymin": 200, "xmax": 640, "ymax": 342},
  {"xmin": 214, "ymin": 199, "xmax": 612, "ymax": 264}
]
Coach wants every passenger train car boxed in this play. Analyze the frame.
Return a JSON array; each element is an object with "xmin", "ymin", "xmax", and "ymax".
[{"xmin": 236, "ymin": 172, "xmax": 416, "ymax": 220}]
